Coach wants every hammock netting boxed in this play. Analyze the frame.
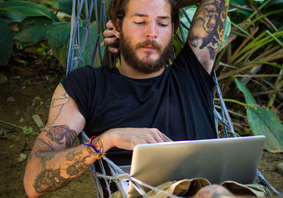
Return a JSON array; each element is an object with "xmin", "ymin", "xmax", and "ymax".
[{"xmin": 66, "ymin": 0, "xmax": 282, "ymax": 197}]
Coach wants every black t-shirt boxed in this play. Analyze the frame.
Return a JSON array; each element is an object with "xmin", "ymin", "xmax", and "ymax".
[{"xmin": 61, "ymin": 42, "xmax": 217, "ymax": 165}]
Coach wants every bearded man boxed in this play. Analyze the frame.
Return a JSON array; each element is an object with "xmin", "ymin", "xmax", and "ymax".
[{"xmin": 23, "ymin": 0, "xmax": 266, "ymax": 197}]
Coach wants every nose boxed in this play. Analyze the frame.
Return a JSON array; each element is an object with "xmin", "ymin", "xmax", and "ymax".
[{"xmin": 145, "ymin": 22, "xmax": 158, "ymax": 39}]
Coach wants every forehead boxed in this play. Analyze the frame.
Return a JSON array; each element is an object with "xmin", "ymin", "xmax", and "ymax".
[{"xmin": 126, "ymin": 0, "xmax": 171, "ymax": 18}]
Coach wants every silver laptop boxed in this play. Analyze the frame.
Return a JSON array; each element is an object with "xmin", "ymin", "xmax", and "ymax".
[{"xmin": 121, "ymin": 135, "xmax": 265, "ymax": 198}]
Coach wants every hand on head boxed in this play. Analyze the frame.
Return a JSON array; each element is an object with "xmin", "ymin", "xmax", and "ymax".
[{"xmin": 103, "ymin": 20, "xmax": 119, "ymax": 54}]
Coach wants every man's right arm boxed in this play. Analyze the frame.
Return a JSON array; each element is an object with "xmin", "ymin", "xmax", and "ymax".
[
  {"xmin": 24, "ymin": 83, "xmax": 170, "ymax": 197},
  {"xmin": 23, "ymin": 83, "xmax": 105, "ymax": 197}
]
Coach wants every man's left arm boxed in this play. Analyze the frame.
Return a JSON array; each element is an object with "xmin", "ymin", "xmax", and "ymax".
[{"xmin": 188, "ymin": 0, "xmax": 229, "ymax": 74}]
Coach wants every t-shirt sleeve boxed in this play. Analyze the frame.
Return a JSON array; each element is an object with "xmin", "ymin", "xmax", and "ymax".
[
  {"xmin": 173, "ymin": 42, "xmax": 215, "ymax": 90},
  {"xmin": 60, "ymin": 66, "xmax": 95, "ymax": 122}
]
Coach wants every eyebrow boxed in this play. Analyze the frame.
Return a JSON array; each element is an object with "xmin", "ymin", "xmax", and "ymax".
[{"xmin": 131, "ymin": 13, "xmax": 171, "ymax": 20}]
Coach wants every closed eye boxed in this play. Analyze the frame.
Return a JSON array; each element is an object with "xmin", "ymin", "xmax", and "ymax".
[
  {"xmin": 159, "ymin": 23, "xmax": 168, "ymax": 27},
  {"xmin": 134, "ymin": 21, "xmax": 145, "ymax": 25}
]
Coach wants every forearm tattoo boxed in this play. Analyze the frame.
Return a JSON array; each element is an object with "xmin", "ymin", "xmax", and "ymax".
[
  {"xmin": 34, "ymin": 168, "xmax": 74, "ymax": 193},
  {"xmin": 33, "ymin": 149, "xmax": 93, "ymax": 193},
  {"xmin": 29, "ymin": 138, "xmax": 55, "ymax": 161},
  {"xmin": 189, "ymin": 0, "xmax": 229, "ymax": 60},
  {"xmin": 66, "ymin": 155, "xmax": 91, "ymax": 176},
  {"xmin": 92, "ymin": 137, "xmax": 104, "ymax": 154}
]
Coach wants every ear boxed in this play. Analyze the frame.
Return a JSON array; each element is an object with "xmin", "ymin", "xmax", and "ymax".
[{"xmin": 113, "ymin": 19, "xmax": 121, "ymax": 38}]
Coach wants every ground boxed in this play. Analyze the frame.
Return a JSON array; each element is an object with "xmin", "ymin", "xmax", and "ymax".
[{"xmin": 0, "ymin": 50, "xmax": 282, "ymax": 198}]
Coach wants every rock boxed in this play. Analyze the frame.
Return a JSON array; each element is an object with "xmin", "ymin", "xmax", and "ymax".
[
  {"xmin": 32, "ymin": 114, "xmax": 44, "ymax": 128},
  {"xmin": 19, "ymin": 118, "xmax": 25, "ymax": 123},
  {"xmin": 6, "ymin": 97, "xmax": 15, "ymax": 102},
  {"xmin": 276, "ymin": 161, "xmax": 283, "ymax": 174},
  {"xmin": 18, "ymin": 153, "xmax": 27, "ymax": 162},
  {"xmin": 0, "ymin": 73, "xmax": 8, "ymax": 84}
]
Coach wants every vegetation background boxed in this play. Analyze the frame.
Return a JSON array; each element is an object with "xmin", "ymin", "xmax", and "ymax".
[{"xmin": 0, "ymin": 0, "xmax": 282, "ymax": 197}]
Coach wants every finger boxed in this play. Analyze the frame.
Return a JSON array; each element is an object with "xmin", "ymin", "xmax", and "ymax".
[
  {"xmin": 103, "ymin": 29, "xmax": 116, "ymax": 38},
  {"xmin": 106, "ymin": 20, "xmax": 114, "ymax": 29},
  {"xmin": 154, "ymin": 133, "xmax": 172, "ymax": 143},
  {"xmin": 108, "ymin": 47, "xmax": 119, "ymax": 54},
  {"xmin": 154, "ymin": 129, "xmax": 172, "ymax": 142},
  {"xmin": 104, "ymin": 37, "xmax": 118, "ymax": 46},
  {"xmin": 149, "ymin": 128, "xmax": 169, "ymax": 143},
  {"xmin": 161, "ymin": 134, "xmax": 173, "ymax": 142}
]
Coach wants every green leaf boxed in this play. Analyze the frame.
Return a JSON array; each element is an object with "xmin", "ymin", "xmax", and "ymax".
[
  {"xmin": 247, "ymin": 106, "xmax": 283, "ymax": 153},
  {"xmin": 180, "ymin": 6, "xmax": 197, "ymax": 37},
  {"xmin": 46, "ymin": 21, "xmax": 71, "ymax": 65},
  {"xmin": 23, "ymin": 126, "xmax": 33, "ymax": 135},
  {"xmin": 80, "ymin": 21, "xmax": 102, "ymax": 67},
  {"xmin": 13, "ymin": 17, "xmax": 52, "ymax": 43},
  {"xmin": 57, "ymin": 0, "xmax": 72, "ymax": 16},
  {"xmin": 265, "ymin": 0, "xmax": 283, "ymax": 11},
  {"xmin": 37, "ymin": 43, "xmax": 49, "ymax": 53},
  {"xmin": 254, "ymin": 0, "xmax": 265, "ymax": 3},
  {"xmin": 230, "ymin": 0, "xmax": 246, "ymax": 5},
  {"xmin": 0, "ymin": 11, "xmax": 24, "ymax": 23},
  {"xmin": 234, "ymin": 78, "xmax": 257, "ymax": 105},
  {"xmin": 0, "ymin": 0, "xmax": 56, "ymax": 21},
  {"xmin": 59, "ymin": 20, "xmax": 103, "ymax": 67},
  {"xmin": 235, "ymin": 77, "xmax": 283, "ymax": 153},
  {"xmin": 218, "ymin": 16, "xmax": 231, "ymax": 51},
  {"xmin": 229, "ymin": 0, "xmax": 251, "ymax": 16},
  {"xmin": 0, "ymin": 20, "xmax": 12, "ymax": 66}
]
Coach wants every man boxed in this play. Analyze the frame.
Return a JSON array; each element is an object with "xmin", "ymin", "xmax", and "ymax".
[{"xmin": 24, "ymin": 0, "xmax": 235, "ymax": 197}]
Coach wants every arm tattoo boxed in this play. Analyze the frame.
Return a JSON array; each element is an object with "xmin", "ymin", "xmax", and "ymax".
[
  {"xmin": 34, "ymin": 150, "xmax": 93, "ymax": 193},
  {"xmin": 47, "ymin": 86, "xmax": 70, "ymax": 127},
  {"xmin": 38, "ymin": 152, "xmax": 57, "ymax": 170},
  {"xmin": 189, "ymin": 0, "xmax": 228, "ymax": 60},
  {"xmin": 33, "ymin": 138, "xmax": 55, "ymax": 153},
  {"xmin": 34, "ymin": 168, "xmax": 74, "ymax": 193},
  {"xmin": 66, "ymin": 155, "xmax": 91, "ymax": 176},
  {"xmin": 29, "ymin": 138, "xmax": 55, "ymax": 161},
  {"xmin": 66, "ymin": 150, "xmax": 83, "ymax": 161},
  {"xmin": 46, "ymin": 125, "xmax": 77, "ymax": 148},
  {"xmin": 91, "ymin": 137, "xmax": 104, "ymax": 154}
]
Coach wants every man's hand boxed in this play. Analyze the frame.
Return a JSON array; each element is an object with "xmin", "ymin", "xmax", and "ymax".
[
  {"xmin": 103, "ymin": 20, "xmax": 119, "ymax": 53},
  {"xmin": 100, "ymin": 128, "xmax": 172, "ymax": 151}
]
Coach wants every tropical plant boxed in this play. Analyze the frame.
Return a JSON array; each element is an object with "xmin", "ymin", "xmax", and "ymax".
[
  {"xmin": 0, "ymin": 0, "xmax": 105, "ymax": 66},
  {"xmin": 214, "ymin": 0, "xmax": 283, "ymax": 152}
]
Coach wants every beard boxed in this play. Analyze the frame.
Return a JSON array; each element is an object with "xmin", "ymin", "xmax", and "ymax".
[{"xmin": 119, "ymin": 30, "xmax": 173, "ymax": 74}]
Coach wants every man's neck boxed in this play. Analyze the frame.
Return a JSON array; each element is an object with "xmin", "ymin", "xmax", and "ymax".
[{"xmin": 118, "ymin": 59, "xmax": 165, "ymax": 79}]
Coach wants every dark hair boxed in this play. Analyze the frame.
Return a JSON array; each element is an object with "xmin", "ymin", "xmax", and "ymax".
[{"xmin": 107, "ymin": 0, "xmax": 179, "ymax": 32}]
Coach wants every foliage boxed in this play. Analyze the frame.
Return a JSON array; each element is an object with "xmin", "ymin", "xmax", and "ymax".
[
  {"xmin": 0, "ymin": 0, "xmax": 104, "ymax": 66},
  {"xmin": 0, "ymin": 19, "xmax": 12, "ymax": 65},
  {"xmin": 23, "ymin": 126, "xmax": 34, "ymax": 135},
  {"xmin": 215, "ymin": 0, "xmax": 283, "ymax": 152},
  {"xmin": 235, "ymin": 78, "xmax": 283, "ymax": 153}
]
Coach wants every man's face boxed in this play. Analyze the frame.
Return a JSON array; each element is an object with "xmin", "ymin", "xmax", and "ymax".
[{"xmin": 119, "ymin": 0, "xmax": 174, "ymax": 74}]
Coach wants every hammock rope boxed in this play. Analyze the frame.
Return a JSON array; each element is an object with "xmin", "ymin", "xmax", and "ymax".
[{"xmin": 66, "ymin": 0, "xmax": 282, "ymax": 197}]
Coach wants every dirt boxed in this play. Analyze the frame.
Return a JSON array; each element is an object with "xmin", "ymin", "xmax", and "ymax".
[{"xmin": 0, "ymin": 50, "xmax": 282, "ymax": 198}]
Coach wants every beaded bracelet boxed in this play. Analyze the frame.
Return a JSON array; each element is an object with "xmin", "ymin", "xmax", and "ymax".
[{"xmin": 83, "ymin": 136, "xmax": 106, "ymax": 159}]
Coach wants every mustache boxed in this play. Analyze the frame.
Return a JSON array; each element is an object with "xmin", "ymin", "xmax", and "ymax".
[{"xmin": 135, "ymin": 40, "xmax": 162, "ymax": 51}]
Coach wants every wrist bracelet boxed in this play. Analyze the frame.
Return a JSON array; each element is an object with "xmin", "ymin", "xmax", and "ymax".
[{"xmin": 83, "ymin": 136, "xmax": 101, "ymax": 154}]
